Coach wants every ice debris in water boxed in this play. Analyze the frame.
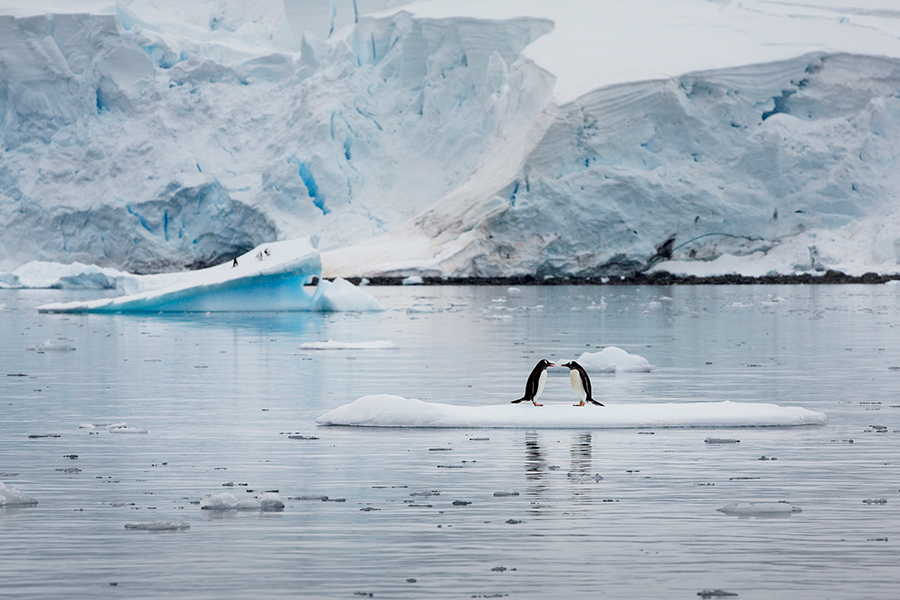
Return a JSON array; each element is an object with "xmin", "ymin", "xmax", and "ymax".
[
  {"xmin": 698, "ymin": 591, "xmax": 739, "ymax": 599},
  {"xmin": 705, "ymin": 437, "xmax": 740, "ymax": 444},
  {"xmin": 574, "ymin": 347, "xmax": 655, "ymax": 372},
  {"xmin": 24, "ymin": 340, "xmax": 76, "ymax": 352},
  {"xmin": 0, "ymin": 482, "xmax": 38, "ymax": 506},
  {"xmin": 125, "ymin": 521, "xmax": 190, "ymax": 531},
  {"xmin": 107, "ymin": 423, "xmax": 148, "ymax": 434},
  {"xmin": 298, "ymin": 340, "xmax": 398, "ymax": 350},
  {"xmin": 717, "ymin": 502, "xmax": 801, "ymax": 515},
  {"xmin": 200, "ymin": 491, "xmax": 284, "ymax": 511},
  {"xmin": 401, "ymin": 275, "xmax": 423, "ymax": 285},
  {"xmin": 863, "ymin": 498, "xmax": 887, "ymax": 505}
]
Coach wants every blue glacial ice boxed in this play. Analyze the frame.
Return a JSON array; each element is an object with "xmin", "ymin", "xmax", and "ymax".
[{"xmin": 35, "ymin": 239, "xmax": 383, "ymax": 313}]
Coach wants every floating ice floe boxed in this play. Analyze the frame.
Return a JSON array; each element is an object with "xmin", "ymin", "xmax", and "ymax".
[
  {"xmin": 24, "ymin": 340, "xmax": 76, "ymax": 352},
  {"xmin": 125, "ymin": 521, "xmax": 190, "ymax": 531},
  {"xmin": 200, "ymin": 491, "xmax": 284, "ymax": 511},
  {"xmin": 299, "ymin": 340, "xmax": 398, "ymax": 350},
  {"xmin": 107, "ymin": 423, "xmax": 148, "ymax": 434},
  {"xmin": 717, "ymin": 502, "xmax": 802, "ymax": 516},
  {"xmin": 574, "ymin": 347, "xmax": 655, "ymax": 372},
  {"xmin": 0, "ymin": 482, "xmax": 38, "ymax": 506},
  {"xmin": 35, "ymin": 239, "xmax": 382, "ymax": 313},
  {"xmin": 316, "ymin": 395, "xmax": 827, "ymax": 429},
  {"xmin": 401, "ymin": 275, "xmax": 423, "ymax": 285}
]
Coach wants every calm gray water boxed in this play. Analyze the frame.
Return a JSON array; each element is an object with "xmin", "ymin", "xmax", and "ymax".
[{"xmin": 1, "ymin": 284, "xmax": 899, "ymax": 599}]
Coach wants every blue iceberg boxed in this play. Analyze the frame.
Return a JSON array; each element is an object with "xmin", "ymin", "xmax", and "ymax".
[{"xmin": 36, "ymin": 239, "xmax": 383, "ymax": 313}]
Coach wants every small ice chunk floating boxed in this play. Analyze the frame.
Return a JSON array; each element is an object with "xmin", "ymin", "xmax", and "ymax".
[
  {"xmin": 316, "ymin": 395, "xmax": 827, "ymax": 429},
  {"xmin": 36, "ymin": 238, "xmax": 382, "ymax": 313},
  {"xmin": 0, "ymin": 482, "xmax": 38, "ymax": 506}
]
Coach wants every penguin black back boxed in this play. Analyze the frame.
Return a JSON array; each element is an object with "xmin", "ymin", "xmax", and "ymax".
[{"xmin": 511, "ymin": 359, "xmax": 555, "ymax": 406}]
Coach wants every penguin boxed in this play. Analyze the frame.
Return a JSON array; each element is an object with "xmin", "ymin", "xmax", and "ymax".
[
  {"xmin": 511, "ymin": 359, "xmax": 555, "ymax": 406},
  {"xmin": 561, "ymin": 361, "xmax": 604, "ymax": 406}
]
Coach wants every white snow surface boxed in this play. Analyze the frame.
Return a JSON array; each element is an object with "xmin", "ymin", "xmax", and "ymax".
[
  {"xmin": 575, "ymin": 347, "xmax": 655, "ymax": 373},
  {"xmin": 316, "ymin": 394, "xmax": 827, "ymax": 428},
  {"xmin": 33, "ymin": 238, "xmax": 383, "ymax": 312},
  {"xmin": 0, "ymin": 482, "xmax": 38, "ymax": 506},
  {"xmin": 299, "ymin": 339, "xmax": 397, "ymax": 350},
  {"xmin": 3, "ymin": 1, "xmax": 900, "ymax": 278}
]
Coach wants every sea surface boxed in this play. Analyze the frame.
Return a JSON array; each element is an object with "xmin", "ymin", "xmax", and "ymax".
[{"xmin": 1, "ymin": 284, "xmax": 898, "ymax": 600}]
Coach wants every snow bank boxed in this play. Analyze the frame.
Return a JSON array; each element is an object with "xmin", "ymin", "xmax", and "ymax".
[
  {"xmin": 0, "ymin": 482, "xmax": 38, "ymax": 507},
  {"xmin": 34, "ymin": 239, "xmax": 381, "ymax": 313},
  {"xmin": 575, "ymin": 347, "xmax": 655, "ymax": 373},
  {"xmin": 299, "ymin": 340, "xmax": 397, "ymax": 350},
  {"xmin": 316, "ymin": 394, "xmax": 827, "ymax": 429}
]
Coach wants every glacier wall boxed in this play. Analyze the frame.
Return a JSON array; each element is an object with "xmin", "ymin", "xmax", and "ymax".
[
  {"xmin": 3, "ymin": 2, "xmax": 900, "ymax": 278},
  {"xmin": 475, "ymin": 54, "xmax": 900, "ymax": 276}
]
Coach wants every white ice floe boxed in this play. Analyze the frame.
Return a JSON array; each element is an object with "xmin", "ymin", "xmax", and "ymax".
[
  {"xmin": 0, "ymin": 482, "xmax": 38, "ymax": 506},
  {"xmin": 107, "ymin": 423, "xmax": 148, "ymax": 434},
  {"xmin": 35, "ymin": 239, "xmax": 382, "ymax": 314},
  {"xmin": 575, "ymin": 347, "xmax": 655, "ymax": 373},
  {"xmin": 298, "ymin": 340, "xmax": 398, "ymax": 350},
  {"xmin": 401, "ymin": 276, "xmax": 423, "ymax": 285},
  {"xmin": 78, "ymin": 423, "xmax": 95, "ymax": 429},
  {"xmin": 124, "ymin": 521, "xmax": 190, "ymax": 531},
  {"xmin": 24, "ymin": 340, "xmax": 76, "ymax": 352},
  {"xmin": 717, "ymin": 502, "xmax": 802, "ymax": 516},
  {"xmin": 316, "ymin": 395, "xmax": 827, "ymax": 429},
  {"xmin": 200, "ymin": 491, "xmax": 284, "ymax": 511}
]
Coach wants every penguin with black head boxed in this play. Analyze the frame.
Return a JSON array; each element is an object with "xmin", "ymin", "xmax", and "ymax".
[
  {"xmin": 561, "ymin": 361, "xmax": 604, "ymax": 406},
  {"xmin": 511, "ymin": 359, "xmax": 555, "ymax": 406}
]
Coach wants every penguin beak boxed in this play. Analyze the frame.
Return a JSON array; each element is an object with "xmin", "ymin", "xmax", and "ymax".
[{"xmin": 548, "ymin": 362, "xmax": 556, "ymax": 367}]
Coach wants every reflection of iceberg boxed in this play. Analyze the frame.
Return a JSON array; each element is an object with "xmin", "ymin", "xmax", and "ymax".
[
  {"xmin": 36, "ymin": 239, "xmax": 382, "ymax": 313},
  {"xmin": 316, "ymin": 395, "xmax": 827, "ymax": 429}
]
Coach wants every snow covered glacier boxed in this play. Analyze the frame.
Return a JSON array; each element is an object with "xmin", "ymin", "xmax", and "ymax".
[{"xmin": 3, "ymin": 0, "xmax": 900, "ymax": 279}]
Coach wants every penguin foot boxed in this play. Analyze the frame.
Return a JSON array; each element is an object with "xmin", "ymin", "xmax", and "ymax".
[
  {"xmin": 532, "ymin": 402, "xmax": 543, "ymax": 407},
  {"xmin": 574, "ymin": 401, "xmax": 585, "ymax": 406}
]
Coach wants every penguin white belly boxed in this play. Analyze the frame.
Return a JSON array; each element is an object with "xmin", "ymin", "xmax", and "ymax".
[
  {"xmin": 570, "ymin": 370, "xmax": 587, "ymax": 402},
  {"xmin": 535, "ymin": 370, "xmax": 548, "ymax": 400}
]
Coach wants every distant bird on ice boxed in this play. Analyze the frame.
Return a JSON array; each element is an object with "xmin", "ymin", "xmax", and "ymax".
[
  {"xmin": 511, "ymin": 359, "xmax": 555, "ymax": 406},
  {"xmin": 561, "ymin": 361, "xmax": 604, "ymax": 406}
]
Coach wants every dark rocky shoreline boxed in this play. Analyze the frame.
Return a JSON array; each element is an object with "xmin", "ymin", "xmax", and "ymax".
[{"xmin": 339, "ymin": 270, "xmax": 900, "ymax": 286}]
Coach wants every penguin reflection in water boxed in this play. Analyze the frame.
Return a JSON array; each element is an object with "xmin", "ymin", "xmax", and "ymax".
[
  {"xmin": 561, "ymin": 361, "xmax": 604, "ymax": 406},
  {"xmin": 511, "ymin": 359, "xmax": 554, "ymax": 406}
]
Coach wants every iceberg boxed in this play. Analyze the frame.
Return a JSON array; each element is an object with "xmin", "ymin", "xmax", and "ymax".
[
  {"xmin": 316, "ymin": 394, "xmax": 827, "ymax": 429},
  {"xmin": 35, "ymin": 239, "xmax": 382, "ymax": 313},
  {"xmin": 575, "ymin": 347, "xmax": 655, "ymax": 373}
]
